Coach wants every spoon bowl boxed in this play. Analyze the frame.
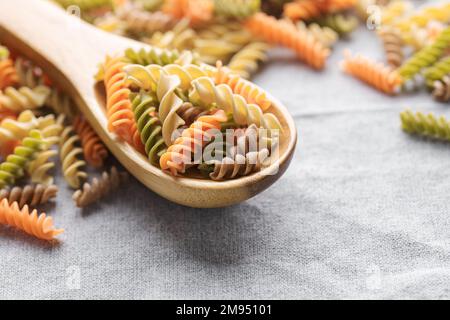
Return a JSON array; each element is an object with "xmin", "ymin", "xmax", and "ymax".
[{"xmin": 0, "ymin": 0, "xmax": 297, "ymax": 208}]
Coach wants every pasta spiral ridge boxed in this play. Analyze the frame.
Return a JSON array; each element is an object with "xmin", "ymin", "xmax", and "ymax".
[
  {"xmin": 0, "ymin": 59, "xmax": 18, "ymax": 90},
  {"xmin": 214, "ymin": 63, "xmax": 272, "ymax": 111},
  {"xmin": 245, "ymin": 13, "xmax": 329, "ymax": 70},
  {"xmin": 163, "ymin": 0, "xmax": 214, "ymax": 26},
  {"xmin": 60, "ymin": 126, "xmax": 88, "ymax": 189},
  {"xmin": 206, "ymin": 148, "xmax": 270, "ymax": 181},
  {"xmin": 283, "ymin": 0, "xmax": 325, "ymax": 21},
  {"xmin": 25, "ymin": 114, "xmax": 63, "ymax": 186},
  {"xmin": 433, "ymin": 76, "xmax": 450, "ymax": 103},
  {"xmin": 160, "ymin": 110, "xmax": 227, "ymax": 176},
  {"xmin": 131, "ymin": 92, "xmax": 167, "ymax": 165},
  {"xmin": 296, "ymin": 21, "xmax": 338, "ymax": 49},
  {"xmin": 424, "ymin": 56, "xmax": 450, "ymax": 89},
  {"xmin": 177, "ymin": 102, "xmax": 209, "ymax": 126},
  {"xmin": 284, "ymin": 0, "xmax": 357, "ymax": 22},
  {"xmin": 398, "ymin": 26, "xmax": 450, "ymax": 82},
  {"xmin": 0, "ymin": 199, "xmax": 63, "ymax": 241},
  {"xmin": 0, "ymin": 184, "xmax": 58, "ymax": 208},
  {"xmin": 72, "ymin": 166, "xmax": 129, "ymax": 208},
  {"xmin": 145, "ymin": 19, "xmax": 196, "ymax": 52},
  {"xmin": 400, "ymin": 109, "xmax": 450, "ymax": 141},
  {"xmin": 27, "ymin": 150, "xmax": 58, "ymax": 186},
  {"xmin": 189, "ymin": 77, "xmax": 282, "ymax": 130},
  {"xmin": 341, "ymin": 50, "xmax": 402, "ymax": 95},
  {"xmin": 73, "ymin": 115, "xmax": 109, "ymax": 168},
  {"xmin": 0, "ymin": 130, "xmax": 46, "ymax": 189},
  {"xmin": 103, "ymin": 56, "xmax": 142, "ymax": 148},
  {"xmin": 117, "ymin": 3, "xmax": 175, "ymax": 35},
  {"xmin": 0, "ymin": 110, "xmax": 38, "ymax": 144},
  {"xmin": 214, "ymin": 0, "xmax": 261, "ymax": 19},
  {"xmin": 228, "ymin": 42, "xmax": 271, "ymax": 79},
  {"xmin": 378, "ymin": 27, "xmax": 404, "ymax": 68},
  {"xmin": 124, "ymin": 48, "xmax": 181, "ymax": 66},
  {"xmin": 0, "ymin": 86, "xmax": 51, "ymax": 113},
  {"xmin": 315, "ymin": 13, "xmax": 358, "ymax": 35}
]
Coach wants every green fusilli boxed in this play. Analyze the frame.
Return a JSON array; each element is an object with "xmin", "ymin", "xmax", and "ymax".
[
  {"xmin": 131, "ymin": 93, "xmax": 167, "ymax": 165},
  {"xmin": 398, "ymin": 26, "xmax": 450, "ymax": 82},
  {"xmin": 400, "ymin": 109, "xmax": 450, "ymax": 141}
]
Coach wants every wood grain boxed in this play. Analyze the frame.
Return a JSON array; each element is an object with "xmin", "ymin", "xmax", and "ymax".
[{"xmin": 0, "ymin": 0, "xmax": 297, "ymax": 208}]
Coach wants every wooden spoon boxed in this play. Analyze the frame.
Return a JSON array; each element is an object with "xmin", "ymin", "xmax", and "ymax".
[{"xmin": 0, "ymin": 0, "xmax": 297, "ymax": 208}]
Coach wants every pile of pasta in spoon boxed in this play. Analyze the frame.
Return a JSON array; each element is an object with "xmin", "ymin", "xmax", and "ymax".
[{"xmin": 98, "ymin": 49, "xmax": 280, "ymax": 179}]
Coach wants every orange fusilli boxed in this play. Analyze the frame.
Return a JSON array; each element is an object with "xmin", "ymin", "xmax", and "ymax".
[
  {"xmin": 0, "ymin": 198, "xmax": 64, "ymax": 240},
  {"xmin": 160, "ymin": 110, "xmax": 227, "ymax": 176},
  {"xmin": 340, "ymin": 50, "xmax": 402, "ymax": 95},
  {"xmin": 245, "ymin": 13, "xmax": 329, "ymax": 70},
  {"xmin": 73, "ymin": 115, "xmax": 109, "ymax": 168},
  {"xmin": 0, "ymin": 59, "xmax": 18, "ymax": 90},
  {"xmin": 103, "ymin": 56, "xmax": 143, "ymax": 151}
]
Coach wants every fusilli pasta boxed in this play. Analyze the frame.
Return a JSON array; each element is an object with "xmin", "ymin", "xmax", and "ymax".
[
  {"xmin": 245, "ymin": 12, "xmax": 329, "ymax": 70},
  {"xmin": 73, "ymin": 115, "xmax": 109, "ymax": 168},
  {"xmin": 400, "ymin": 109, "xmax": 450, "ymax": 141},
  {"xmin": 60, "ymin": 126, "xmax": 88, "ymax": 189},
  {"xmin": 0, "ymin": 198, "xmax": 63, "ymax": 240},
  {"xmin": 72, "ymin": 166, "xmax": 128, "ymax": 208},
  {"xmin": 0, "ymin": 184, "xmax": 58, "ymax": 208},
  {"xmin": 341, "ymin": 50, "xmax": 401, "ymax": 95}
]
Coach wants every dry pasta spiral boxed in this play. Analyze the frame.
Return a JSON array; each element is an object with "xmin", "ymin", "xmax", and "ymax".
[
  {"xmin": 206, "ymin": 149, "xmax": 270, "ymax": 181},
  {"xmin": 296, "ymin": 21, "xmax": 338, "ymax": 49},
  {"xmin": 315, "ymin": 13, "xmax": 358, "ymax": 35},
  {"xmin": 177, "ymin": 102, "xmax": 209, "ymax": 126},
  {"xmin": 0, "ymin": 59, "xmax": 18, "ymax": 90},
  {"xmin": 116, "ymin": 3, "xmax": 174, "ymax": 35},
  {"xmin": 214, "ymin": 64, "xmax": 272, "ymax": 111},
  {"xmin": 27, "ymin": 150, "xmax": 58, "ymax": 186},
  {"xmin": 378, "ymin": 27, "xmax": 404, "ymax": 68},
  {"xmin": 228, "ymin": 42, "xmax": 271, "ymax": 79},
  {"xmin": 189, "ymin": 77, "xmax": 281, "ymax": 130},
  {"xmin": 0, "ymin": 184, "xmax": 58, "ymax": 208},
  {"xmin": 103, "ymin": 56, "xmax": 142, "ymax": 148},
  {"xmin": 73, "ymin": 115, "xmax": 109, "ymax": 168},
  {"xmin": 284, "ymin": 0, "xmax": 356, "ymax": 22},
  {"xmin": 124, "ymin": 47, "xmax": 182, "ymax": 66},
  {"xmin": 398, "ymin": 26, "xmax": 450, "ymax": 82},
  {"xmin": 0, "ymin": 199, "xmax": 63, "ymax": 240},
  {"xmin": 0, "ymin": 86, "xmax": 51, "ymax": 113},
  {"xmin": 160, "ymin": 110, "xmax": 227, "ymax": 176},
  {"xmin": 131, "ymin": 92, "xmax": 167, "ymax": 165},
  {"xmin": 245, "ymin": 12, "xmax": 329, "ymax": 70},
  {"xmin": 72, "ymin": 166, "xmax": 128, "ymax": 208},
  {"xmin": 341, "ymin": 50, "xmax": 402, "ymax": 95},
  {"xmin": 400, "ymin": 109, "xmax": 450, "ymax": 141},
  {"xmin": 424, "ymin": 56, "xmax": 450, "ymax": 89},
  {"xmin": 60, "ymin": 126, "xmax": 88, "ymax": 189},
  {"xmin": 0, "ymin": 130, "xmax": 46, "ymax": 189},
  {"xmin": 163, "ymin": 0, "xmax": 214, "ymax": 26},
  {"xmin": 214, "ymin": 0, "xmax": 261, "ymax": 19},
  {"xmin": 0, "ymin": 110, "xmax": 37, "ymax": 144}
]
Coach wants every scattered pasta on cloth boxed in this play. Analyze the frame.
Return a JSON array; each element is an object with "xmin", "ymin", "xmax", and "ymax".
[{"xmin": 1, "ymin": 0, "xmax": 449, "ymax": 241}]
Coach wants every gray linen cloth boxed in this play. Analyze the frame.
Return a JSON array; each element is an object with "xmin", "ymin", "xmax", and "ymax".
[{"xmin": 1, "ymin": 14, "xmax": 450, "ymax": 300}]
